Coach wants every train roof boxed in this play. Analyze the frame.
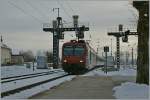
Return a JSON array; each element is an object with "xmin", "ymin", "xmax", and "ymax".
[
  {"xmin": 63, "ymin": 40, "xmax": 85, "ymax": 45},
  {"xmin": 63, "ymin": 40, "xmax": 97, "ymax": 53}
]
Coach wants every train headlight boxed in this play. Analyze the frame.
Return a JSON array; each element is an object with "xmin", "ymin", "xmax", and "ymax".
[
  {"xmin": 80, "ymin": 60, "xmax": 83, "ymax": 63},
  {"xmin": 64, "ymin": 59, "xmax": 67, "ymax": 62}
]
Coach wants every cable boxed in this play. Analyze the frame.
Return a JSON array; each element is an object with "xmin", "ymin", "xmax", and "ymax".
[
  {"xmin": 8, "ymin": 1, "xmax": 43, "ymax": 24},
  {"xmin": 39, "ymin": 2, "xmax": 54, "ymax": 18},
  {"xmin": 37, "ymin": 1, "xmax": 54, "ymax": 21},
  {"xmin": 56, "ymin": 0, "xmax": 72, "ymax": 19},
  {"xmin": 24, "ymin": 0, "xmax": 48, "ymax": 21},
  {"xmin": 64, "ymin": 0, "xmax": 75, "ymax": 14}
]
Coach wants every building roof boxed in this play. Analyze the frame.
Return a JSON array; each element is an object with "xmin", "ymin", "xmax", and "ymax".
[{"xmin": 1, "ymin": 43, "xmax": 11, "ymax": 51}]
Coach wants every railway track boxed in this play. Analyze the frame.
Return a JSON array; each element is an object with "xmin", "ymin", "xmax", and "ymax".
[
  {"xmin": 1, "ymin": 65, "xmax": 103, "ymax": 98},
  {"xmin": 1, "ymin": 71, "xmax": 52, "ymax": 80},
  {"xmin": 1, "ymin": 70, "xmax": 64, "ymax": 83},
  {"xmin": 1, "ymin": 71, "xmax": 68, "ymax": 98}
]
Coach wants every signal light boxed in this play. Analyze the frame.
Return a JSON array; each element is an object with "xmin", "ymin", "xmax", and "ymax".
[
  {"xmin": 125, "ymin": 30, "xmax": 130, "ymax": 35},
  {"xmin": 80, "ymin": 25, "xmax": 85, "ymax": 31},
  {"xmin": 80, "ymin": 60, "xmax": 83, "ymax": 63},
  {"xmin": 104, "ymin": 46, "xmax": 109, "ymax": 52},
  {"xmin": 59, "ymin": 32, "xmax": 64, "ymax": 39},
  {"xmin": 71, "ymin": 40, "xmax": 77, "ymax": 43},
  {"xmin": 64, "ymin": 59, "xmax": 67, "ymax": 62},
  {"xmin": 122, "ymin": 35, "xmax": 128, "ymax": 42},
  {"xmin": 78, "ymin": 31, "xmax": 84, "ymax": 39},
  {"xmin": 122, "ymin": 30, "xmax": 129, "ymax": 42}
]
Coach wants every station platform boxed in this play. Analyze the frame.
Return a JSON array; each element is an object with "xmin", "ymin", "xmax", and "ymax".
[{"xmin": 29, "ymin": 75, "xmax": 135, "ymax": 99}]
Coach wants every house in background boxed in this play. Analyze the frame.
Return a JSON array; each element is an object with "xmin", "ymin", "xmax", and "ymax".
[
  {"xmin": 11, "ymin": 55, "xmax": 24, "ymax": 65},
  {"xmin": 1, "ymin": 36, "xmax": 24, "ymax": 66},
  {"xmin": 1, "ymin": 44, "xmax": 12, "ymax": 65}
]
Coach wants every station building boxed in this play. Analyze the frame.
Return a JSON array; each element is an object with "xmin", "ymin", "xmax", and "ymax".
[
  {"xmin": 1, "ymin": 44, "xmax": 12, "ymax": 65},
  {"xmin": 11, "ymin": 55, "xmax": 24, "ymax": 65},
  {"xmin": 1, "ymin": 36, "xmax": 24, "ymax": 66}
]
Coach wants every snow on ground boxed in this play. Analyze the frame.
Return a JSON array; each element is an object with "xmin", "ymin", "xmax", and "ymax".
[
  {"xmin": 113, "ymin": 82, "xmax": 149, "ymax": 99},
  {"xmin": 1, "ymin": 71, "xmax": 66, "ymax": 92},
  {"xmin": 3, "ymin": 75, "xmax": 75, "ymax": 99},
  {"xmin": 1, "ymin": 65, "xmax": 61, "ymax": 78},
  {"xmin": 83, "ymin": 66, "xmax": 149, "ymax": 99},
  {"xmin": 2, "ymin": 65, "xmax": 147, "ymax": 99},
  {"xmin": 83, "ymin": 66, "xmax": 136, "ymax": 77},
  {"xmin": 1, "ymin": 64, "xmax": 74, "ymax": 99}
]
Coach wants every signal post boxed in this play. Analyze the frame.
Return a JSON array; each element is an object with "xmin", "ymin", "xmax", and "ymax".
[
  {"xmin": 104, "ymin": 46, "xmax": 109, "ymax": 74},
  {"xmin": 43, "ymin": 12, "xmax": 89, "ymax": 68},
  {"xmin": 108, "ymin": 25, "xmax": 138, "ymax": 70}
]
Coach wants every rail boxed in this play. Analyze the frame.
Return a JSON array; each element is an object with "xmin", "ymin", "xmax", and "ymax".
[
  {"xmin": 1, "ymin": 70, "xmax": 64, "ymax": 83},
  {"xmin": 1, "ymin": 73, "xmax": 68, "ymax": 98}
]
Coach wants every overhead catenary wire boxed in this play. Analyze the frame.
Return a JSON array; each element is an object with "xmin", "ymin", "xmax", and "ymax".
[
  {"xmin": 55, "ymin": 0, "xmax": 91, "ymax": 41},
  {"xmin": 56, "ymin": 0, "xmax": 72, "ymax": 20},
  {"xmin": 64, "ymin": 0, "xmax": 75, "ymax": 15},
  {"xmin": 36, "ymin": 1, "xmax": 55, "ymax": 21},
  {"xmin": 62, "ymin": 0, "xmax": 92, "ymax": 42},
  {"xmin": 8, "ymin": 0, "xmax": 44, "ymax": 24},
  {"xmin": 24, "ymin": 0, "xmax": 48, "ymax": 21}
]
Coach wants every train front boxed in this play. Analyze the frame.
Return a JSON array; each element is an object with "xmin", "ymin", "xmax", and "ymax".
[{"xmin": 62, "ymin": 40, "xmax": 87, "ymax": 74}]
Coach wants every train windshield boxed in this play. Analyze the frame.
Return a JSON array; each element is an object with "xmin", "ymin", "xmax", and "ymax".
[
  {"xmin": 74, "ymin": 47, "xmax": 84, "ymax": 56},
  {"xmin": 63, "ymin": 46, "xmax": 73, "ymax": 56},
  {"xmin": 63, "ymin": 45, "xmax": 85, "ymax": 56}
]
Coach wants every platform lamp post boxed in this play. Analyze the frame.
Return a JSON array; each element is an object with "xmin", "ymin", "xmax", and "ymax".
[
  {"xmin": 104, "ymin": 46, "xmax": 109, "ymax": 74},
  {"xmin": 111, "ymin": 38, "xmax": 112, "ymax": 56}
]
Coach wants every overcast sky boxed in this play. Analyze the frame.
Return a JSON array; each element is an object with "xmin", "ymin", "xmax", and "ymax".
[{"xmin": 0, "ymin": 0, "xmax": 138, "ymax": 56}]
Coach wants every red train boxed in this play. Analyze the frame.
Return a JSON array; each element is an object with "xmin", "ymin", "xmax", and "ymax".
[{"xmin": 61, "ymin": 40, "xmax": 97, "ymax": 74}]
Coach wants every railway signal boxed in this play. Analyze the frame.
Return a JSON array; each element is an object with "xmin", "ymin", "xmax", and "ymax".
[
  {"xmin": 59, "ymin": 32, "xmax": 64, "ymax": 39},
  {"xmin": 119, "ymin": 24, "xmax": 123, "ymax": 31},
  {"xmin": 77, "ymin": 25, "xmax": 85, "ymax": 39},
  {"xmin": 104, "ymin": 46, "xmax": 109, "ymax": 52},
  {"xmin": 43, "ymin": 9, "xmax": 89, "ymax": 68},
  {"xmin": 122, "ymin": 30, "xmax": 130, "ymax": 42},
  {"xmin": 73, "ymin": 15, "xmax": 86, "ymax": 39},
  {"xmin": 108, "ymin": 25, "xmax": 138, "ymax": 70}
]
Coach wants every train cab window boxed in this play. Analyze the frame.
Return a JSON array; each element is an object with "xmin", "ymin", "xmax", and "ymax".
[
  {"xmin": 74, "ymin": 47, "xmax": 84, "ymax": 56},
  {"xmin": 63, "ymin": 46, "xmax": 73, "ymax": 56}
]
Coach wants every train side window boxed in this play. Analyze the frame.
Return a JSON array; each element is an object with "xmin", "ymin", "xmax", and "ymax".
[{"xmin": 90, "ymin": 51, "xmax": 92, "ymax": 64}]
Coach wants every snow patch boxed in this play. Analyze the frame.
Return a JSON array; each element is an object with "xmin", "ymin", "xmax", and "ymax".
[
  {"xmin": 83, "ymin": 67, "xmax": 136, "ymax": 76},
  {"xmin": 113, "ymin": 82, "xmax": 149, "ymax": 99},
  {"xmin": 1, "ymin": 65, "xmax": 62, "ymax": 78},
  {"xmin": 1, "ymin": 72, "xmax": 66, "ymax": 92},
  {"xmin": 3, "ymin": 75, "xmax": 75, "ymax": 99}
]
